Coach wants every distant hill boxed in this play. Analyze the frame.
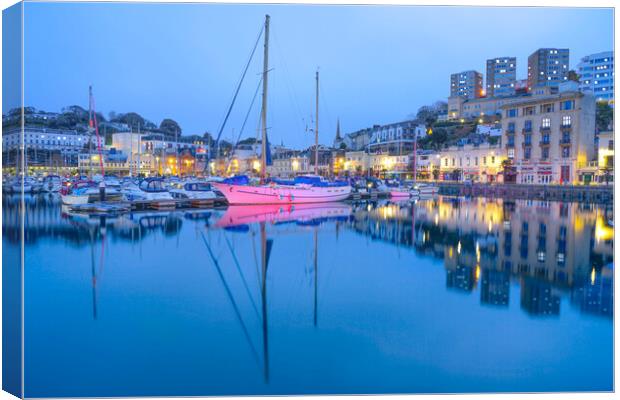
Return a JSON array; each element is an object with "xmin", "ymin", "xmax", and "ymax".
[{"xmin": 2, "ymin": 106, "xmax": 184, "ymax": 139}]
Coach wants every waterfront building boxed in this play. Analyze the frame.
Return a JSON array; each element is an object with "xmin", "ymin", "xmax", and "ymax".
[
  {"xmin": 576, "ymin": 51, "xmax": 614, "ymax": 104},
  {"xmin": 111, "ymin": 131, "xmax": 207, "ymax": 175},
  {"xmin": 415, "ymin": 150, "xmax": 440, "ymax": 180},
  {"xmin": 2, "ymin": 127, "xmax": 92, "ymax": 171},
  {"xmin": 438, "ymin": 142, "xmax": 505, "ymax": 182},
  {"xmin": 268, "ymin": 152, "xmax": 311, "ymax": 177},
  {"xmin": 448, "ymin": 85, "xmax": 558, "ymax": 120},
  {"xmin": 579, "ymin": 130, "xmax": 614, "ymax": 185},
  {"xmin": 342, "ymin": 151, "xmax": 370, "ymax": 175},
  {"xmin": 486, "ymin": 57, "xmax": 517, "ymax": 97},
  {"xmin": 369, "ymin": 154, "xmax": 411, "ymax": 177},
  {"xmin": 450, "ymin": 70, "xmax": 484, "ymax": 99},
  {"xmin": 527, "ymin": 48, "xmax": 570, "ymax": 90},
  {"xmin": 367, "ymin": 120, "xmax": 425, "ymax": 155},
  {"xmin": 77, "ymin": 150, "xmax": 135, "ymax": 175},
  {"xmin": 501, "ymin": 89, "xmax": 596, "ymax": 184},
  {"xmin": 596, "ymin": 130, "xmax": 614, "ymax": 184}
]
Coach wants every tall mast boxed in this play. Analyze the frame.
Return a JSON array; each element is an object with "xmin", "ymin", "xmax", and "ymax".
[
  {"xmin": 260, "ymin": 14, "xmax": 270, "ymax": 180},
  {"xmin": 89, "ymin": 85, "xmax": 105, "ymax": 177},
  {"xmin": 137, "ymin": 123, "xmax": 141, "ymax": 177},
  {"xmin": 315, "ymin": 70, "xmax": 319, "ymax": 175},
  {"xmin": 88, "ymin": 86, "xmax": 94, "ymax": 177},
  {"xmin": 413, "ymin": 128, "xmax": 417, "ymax": 183}
]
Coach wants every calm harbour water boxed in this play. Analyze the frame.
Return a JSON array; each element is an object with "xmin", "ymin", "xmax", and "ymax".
[{"xmin": 3, "ymin": 194, "xmax": 614, "ymax": 396}]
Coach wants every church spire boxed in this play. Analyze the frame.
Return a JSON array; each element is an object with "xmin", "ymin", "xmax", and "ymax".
[{"xmin": 335, "ymin": 118, "xmax": 341, "ymax": 140}]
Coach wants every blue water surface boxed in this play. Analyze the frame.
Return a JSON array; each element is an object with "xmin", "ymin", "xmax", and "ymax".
[{"xmin": 5, "ymin": 194, "xmax": 613, "ymax": 397}]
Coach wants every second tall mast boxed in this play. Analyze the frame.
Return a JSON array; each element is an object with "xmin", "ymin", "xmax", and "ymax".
[{"xmin": 260, "ymin": 14, "xmax": 270, "ymax": 179}]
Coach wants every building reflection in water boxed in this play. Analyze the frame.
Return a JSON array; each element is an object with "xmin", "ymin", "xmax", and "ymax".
[
  {"xmin": 347, "ymin": 196, "xmax": 613, "ymax": 319},
  {"xmin": 3, "ymin": 193, "xmax": 613, "ymax": 320}
]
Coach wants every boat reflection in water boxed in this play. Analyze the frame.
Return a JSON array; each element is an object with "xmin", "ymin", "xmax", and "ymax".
[
  {"xmin": 6, "ymin": 194, "xmax": 613, "ymax": 396},
  {"xmin": 216, "ymin": 202, "xmax": 352, "ymax": 229}
]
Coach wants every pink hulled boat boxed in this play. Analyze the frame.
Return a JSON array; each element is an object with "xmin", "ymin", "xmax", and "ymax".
[{"xmin": 212, "ymin": 175, "xmax": 351, "ymax": 205}]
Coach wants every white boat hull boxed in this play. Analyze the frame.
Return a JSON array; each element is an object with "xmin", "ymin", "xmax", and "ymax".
[
  {"xmin": 169, "ymin": 189, "xmax": 216, "ymax": 201},
  {"xmin": 61, "ymin": 194, "xmax": 90, "ymax": 205}
]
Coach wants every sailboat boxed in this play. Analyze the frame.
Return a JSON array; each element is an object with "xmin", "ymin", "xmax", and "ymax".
[
  {"xmin": 212, "ymin": 15, "xmax": 352, "ymax": 205},
  {"xmin": 61, "ymin": 86, "xmax": 107, "ymax": 205}
]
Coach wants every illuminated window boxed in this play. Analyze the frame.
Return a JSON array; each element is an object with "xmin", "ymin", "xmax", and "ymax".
[
  {"xmin": 542, "ymin": 118, "xmax": 551, "ymax": 128},
  {"xmin": 562, "ymin": 115, "xmax": 571, "ymax": 126}
]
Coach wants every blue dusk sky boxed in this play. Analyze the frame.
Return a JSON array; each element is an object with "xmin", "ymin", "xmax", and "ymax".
[{"xmin": 12, "ymin": 3, "xmax": 615, "ymax": 148}]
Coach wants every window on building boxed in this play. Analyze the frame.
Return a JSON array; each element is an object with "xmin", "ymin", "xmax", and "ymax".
[
  {"xmin": 524, "ymin": 106, "xmax": 535, "ymax": 115},
  {"xmin": 609, "ymin": 140, "xmax": 614, "ymax": 150},
  {"xmin": 560, "ymin": 100, "xmax": 574, "ymax": 110},
  {"xmin": 507, "ymin": 122, "xmax": 515, "ymax": 133},
  {"xmin": 542, "ymin": 117, "xmax": 551, "ymax": 128},
  {"xmin": 562, "ymin": 131, "xmax": 571, "ymax": 143},
  {"xmin": 562, "ymin": 115, "xmax": 572, "ymax": 127},
  {"xmin": 475, "ymin": 157, "xmax": 478, "ymax": 166},
  {"xmin": 542, "ymin": 133, "xmax": 550, "ymax": 144},
  {"xmin": 562, "ymin": 146, "xmax": 570, "ymax": 158},
  {"xmin": 483, "ymin": 156, "xmax": 487, "ymax": 165},
  {"xmin": 525, "ymin": 134, "xmax": 532, "ymax": 145},
  {"xmin": 491, "ymin": 156, "xmax": 496, "ymax": 164},
  {"xmin": 524, "ymin": 120, "xmax": 532, "ymax": 132},
  {"xmin": 508, "ymin": 149, "xmax": 514, "ymax": 159},
  {"xmin": 524, "ymin": 147, "xmax": 531, "ymax": 160},
  {"xmin": 507, "ymin": 108, "xmax": 518, "ymax": 118},
  {"xmin": 540, "ymin": 103, "xmax": 555, "ymax": 113},
  {"xmin": 541, "ymin": 147, "xmax": 549, "ymax": 159}
]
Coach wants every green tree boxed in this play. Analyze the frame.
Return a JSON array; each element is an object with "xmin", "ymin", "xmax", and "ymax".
[
  {"xmin": 596, "ymin": 101, "xmax": 613, "ymax": 132},
  {"xmin": 567, "ymin": 70, "xmax": 580, "ymax": 82},
  {"xmin": 159, "ymin": 118, "xmax": 182, "ymax": 136},
  {"xmin": 112, "ymin": 112, "xmax": 145, "ymax": 131}
]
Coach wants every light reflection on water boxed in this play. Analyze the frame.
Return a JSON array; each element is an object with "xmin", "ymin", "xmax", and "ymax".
[{"xmin": 3, "ymin": 194, "xmax": 613, "ymax": 396}]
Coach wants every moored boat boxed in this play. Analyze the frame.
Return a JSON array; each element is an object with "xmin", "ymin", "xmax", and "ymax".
[
  {"xmin": 213, "ymin": 175, "xmax": 351, "ymax": 205},
  {"xmin": 60, "ymin": 180, "xmax": 99, "ymax": 205},
  {"xmin": 413, "ymin": 183, "xmax": 439, "ymax": 196},
  {"xmin": 123, "ymin": 177, "xmax": 174, "ymax": 202},
  {"xmin": 170, "ymin": 181, "xmax": 217, "ymax": 206}
]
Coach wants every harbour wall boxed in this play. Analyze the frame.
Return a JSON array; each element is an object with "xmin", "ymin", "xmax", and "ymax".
[{"xmin": 437, "ymin": 182, "xmax": 614, "ymax": 204}]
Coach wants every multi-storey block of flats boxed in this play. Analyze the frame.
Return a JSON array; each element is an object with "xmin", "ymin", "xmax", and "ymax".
[{"xmin": 501, "ymin": 83, "xmax": 596, "ymax": 185}]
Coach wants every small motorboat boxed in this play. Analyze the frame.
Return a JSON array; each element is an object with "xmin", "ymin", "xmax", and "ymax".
[
  {"xmin": 60, "ymin": 180, "xmax": 100, "ymax": 205},
  {"xmin": 123, "ymin": 177, "xmax": 174, "ymax": 202},
  {"xmin": 169, "ymin": 181, "xmax": 217, "ymax": 203}
]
